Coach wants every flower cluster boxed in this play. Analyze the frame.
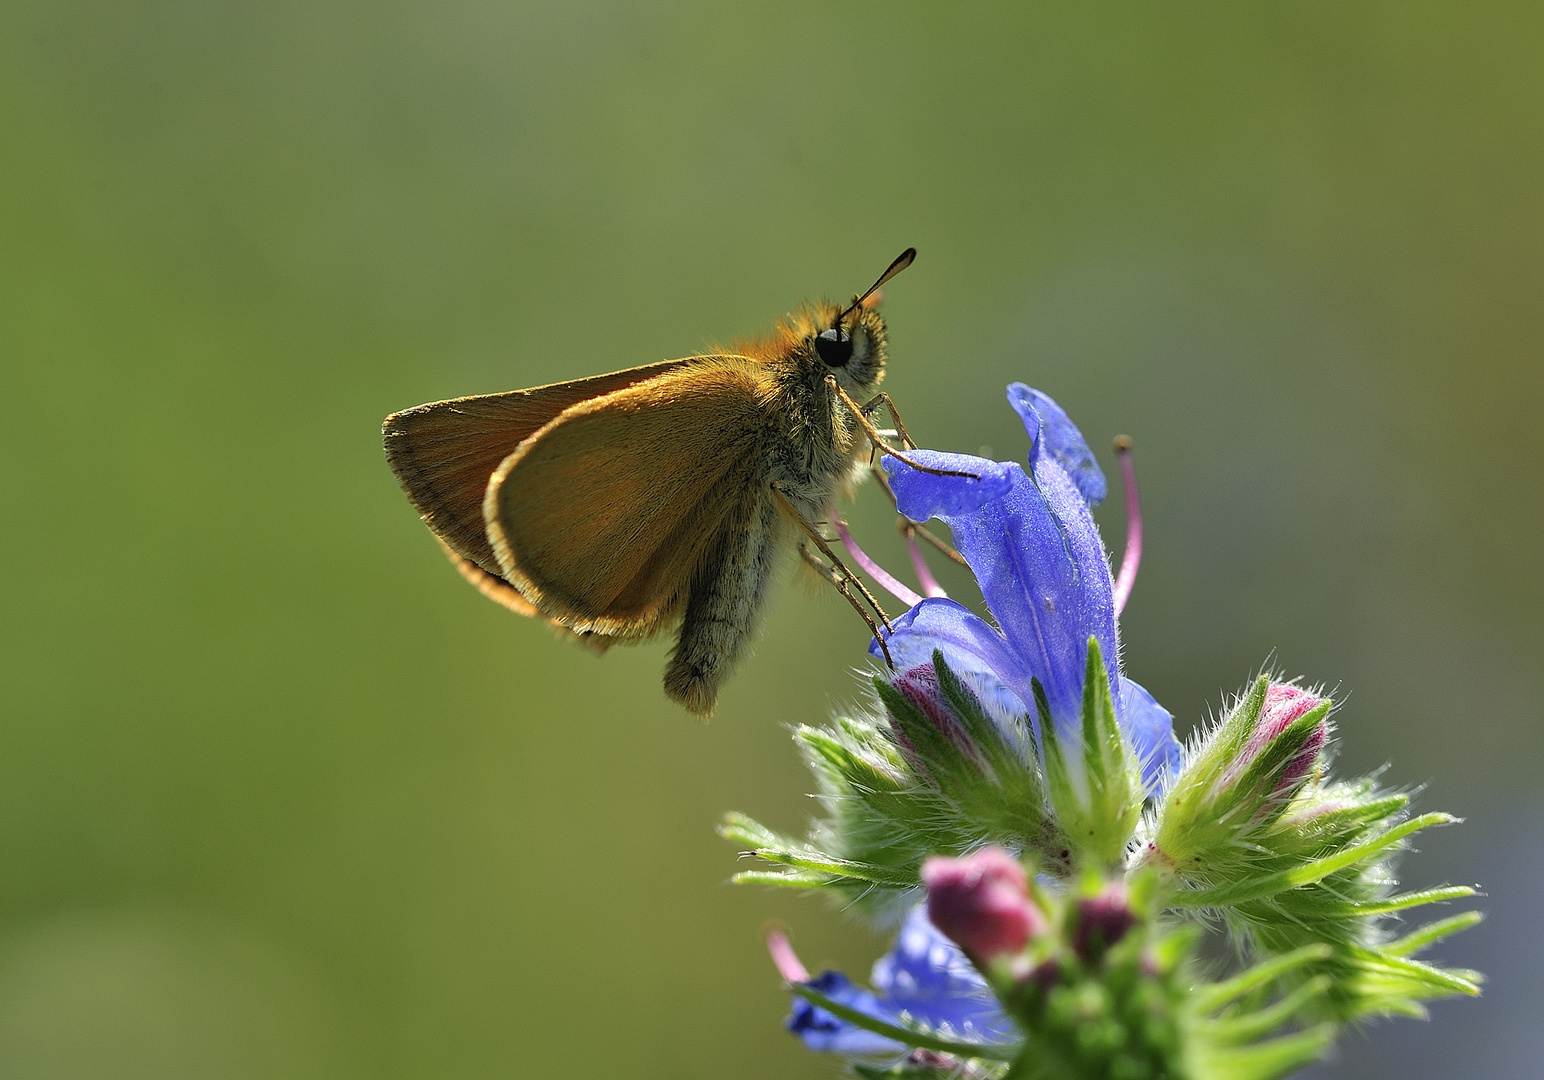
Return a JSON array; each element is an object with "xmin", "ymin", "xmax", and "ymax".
[{"xmin": 722, "ymin": 385, "xmax": 1481, "ymax": 1079}]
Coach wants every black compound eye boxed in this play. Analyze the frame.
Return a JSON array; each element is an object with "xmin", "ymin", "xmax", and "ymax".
[{"xmin": 815, "ymin": 327, "xmax": 853, "ymax": 368}]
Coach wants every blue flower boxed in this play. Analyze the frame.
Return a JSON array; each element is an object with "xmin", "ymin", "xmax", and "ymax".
[
  {"xmin": 786, "ymin": 906, "xmax": 1016, "ymax": 1056},
  {"xmin": 874, "ymin": 384, "xmax": 1182, "ymax": 789}
]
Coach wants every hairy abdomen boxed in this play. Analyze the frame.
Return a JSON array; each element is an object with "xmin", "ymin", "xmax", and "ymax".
[{"xmin": 663, "ymin": 492, "xmax": 786, "ymax": 717}]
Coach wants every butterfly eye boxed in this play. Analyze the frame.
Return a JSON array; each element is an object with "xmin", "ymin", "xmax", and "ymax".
[{"xmin": 815, "ymin": 327, "xmax": 853, "ymax": 368}]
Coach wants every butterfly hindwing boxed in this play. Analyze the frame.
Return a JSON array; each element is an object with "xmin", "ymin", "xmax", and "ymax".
[{"xmin": 484, "ymin": 357, "xmax": 771, "ymax": 637}]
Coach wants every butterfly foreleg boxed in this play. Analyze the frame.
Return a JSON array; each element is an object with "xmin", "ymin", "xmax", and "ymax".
[
  {"xmin": 857, "ymin": 391, "xmax": 918, "ymax": 450},
  {"xmin": 827, "ymin": 376, "xmax": 978, "ymax": 480},
  {"xmin": 772, "ymin": 485, "xmax": 895, "ymax": 669}
]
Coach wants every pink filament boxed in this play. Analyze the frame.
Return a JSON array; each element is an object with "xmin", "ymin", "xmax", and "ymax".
[
  {"xmin": 906, "ymin": 530, "xmax": 948, "ymax": 598},
  {"xmin": 1113, "ymin": 438, "xmax": 1143, "ymax": 616},
  {"xmin": 766, "ymin": 929, "xmax": 810, "ymax": 983},
  {"xmin": 835, "ymin": 515, "xmax": 924, "ymax": 608}
]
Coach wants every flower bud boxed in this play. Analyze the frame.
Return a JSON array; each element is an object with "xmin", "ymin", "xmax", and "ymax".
[
  {"xmin": 1253, "ymin": 684, "xmax": 1329, "ymax": 798},
  {"xmin": 1153, "ymin": 676, "xmax": 1333, "ymax": 870},
  {"xmin": 873, "ymin": 655, "xmax": 1045, "ymax": 820},
  {"xmin": 891, "ymin": 663, "xmax": 986, "ymax": 772},
  {"xmin": 1072, "ymin": 882, "xmax": 1137, "ymax": 959},
  {"xmin": 922, "ymin": 848, "xmax": 1044, "ymax": 963},
  {"xmin": 1221, "ymin": 682, "xmax": 1329, "ymax": 808}
]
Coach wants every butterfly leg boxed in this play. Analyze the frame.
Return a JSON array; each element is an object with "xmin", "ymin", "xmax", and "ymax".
[
  {"xmin": 771, "ymin": 485, "xmax": 896, "ymax": 665},
  {"xmin": 858, "ymin": 391, "xmax": 919, "ymax": 450},
  {"xmin": 798, "ymin": 543, "xmax": 895, "ymax": 671},
  {"xmin": 826, "ymin": 376, "xmax": 978, "ymax": 480}
]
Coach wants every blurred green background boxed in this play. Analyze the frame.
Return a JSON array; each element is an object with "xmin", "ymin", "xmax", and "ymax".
[{"xmin": 1, "ymin": 2, "xmax": 1540, "ymax": 1077}]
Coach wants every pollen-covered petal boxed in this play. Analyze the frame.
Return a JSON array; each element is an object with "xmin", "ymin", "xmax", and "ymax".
[
  {"xmin": 1119, "ymin": 677, "xmax": 1183, "ymax": 793},
  {"xmin": 1007, "ymin": 383, "xmax": 1107, "ymax": 507},
  {"xmin": 882, "ymin": 452, "xmax": 1017, "ymax": 520}
]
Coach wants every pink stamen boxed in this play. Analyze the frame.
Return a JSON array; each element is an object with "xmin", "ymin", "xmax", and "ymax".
[
  {"xmin": 766, "ymin": 929, "xmax": 810, "ymax": 983},
  {"xmin": 1113, "ymin": 436, "xmax": 1143, "ymax": 616},
  {"xmin": 905, "ymin": 530, "xmax": 948, "ymax": 599},
  {"xmin": 835, "ymin": 514, "xmax": 924, "ymax": 607}
]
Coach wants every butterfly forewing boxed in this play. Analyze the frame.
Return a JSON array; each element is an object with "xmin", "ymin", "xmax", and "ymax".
[{"xmin": 382, "ymin": 358, "xmax": 691, "ymax": 576}]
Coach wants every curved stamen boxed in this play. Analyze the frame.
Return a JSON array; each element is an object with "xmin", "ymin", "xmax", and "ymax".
[
  {"xmin": 903, "ymin": 525, "xmax": 948, "ymax": 599},
  {"xmin": 766, "ymin": 929, "xmax": 810, "ymax": 983},
  {"xmin": 1113, "ymin": 435, "xmax": 1143, "ymax": 615},
  {"xmin": 836, "ymin": 514, "xmax": 925, "ymax": 608}
]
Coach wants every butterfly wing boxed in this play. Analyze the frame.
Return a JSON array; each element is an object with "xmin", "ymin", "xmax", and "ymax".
[
  {"xmin": 484, "ymin": 356, "xmax": 771, "ymax": 638},
  {"xmin": 383, "ymin": 359, "xmax": 691, "ymax": 577}
]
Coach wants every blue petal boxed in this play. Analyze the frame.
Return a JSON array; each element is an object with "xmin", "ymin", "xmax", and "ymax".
[
  {"xmin": 873, "ymin": 385, "xmax": 1160, "ymax": 780},
  {"xmin": 1119, "ymin": 677, "xmax": 1183, "ymax": 793},
  {"xmin": 870, "ymin": 907, "xmax": 1016, "ymax": 1043},
  {"xmin": 936, "ymin": 462, "xmax": 1118, "ymax": 738},
  {"xmin": 882, "ymin": 452, "xmax": 1016, "ymax": 520},
  {"xmin": 1007, "ymin": 384, "xmax": 1107, "ymax": 507},
  {"xmin": 787, "ymin": 971, "xmax": 905, "ymax": 1055},
  {"xmin": 787, "ymin": 907, "xmax": 1016, "ymax": 1056},
  {"xmin": 871, "ymin": 599, "xmax": 1027, "ymax": 704}
]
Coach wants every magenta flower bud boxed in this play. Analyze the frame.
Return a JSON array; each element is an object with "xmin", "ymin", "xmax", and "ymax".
[
  {"xmin": 1250, "ymin": 683, "xmax": 1329, "ymax": 798},
  {"xmin": 1256, "ymin": 683, "xmax": 1324, "ymax": 742},
  {"xmin": 1156, "ymin": 677, "xmax": 1335, "ymax": 866},
  {"xmin": 1073, "ymin": 882, "xmax": 1137, "ymax": 959},
  {"xmin": 893, "ymin": 663, "xmax": 983, "ymax": 763},
  {"xmin": 922, "ymin": 848, "xmax": 1043, "ymax": 963},
  {"xmin": 1215, "ymin": 682, "xmax": 1329, "ymax": 807}
]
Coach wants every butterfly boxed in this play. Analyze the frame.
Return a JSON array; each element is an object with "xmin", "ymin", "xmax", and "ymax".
[{"xmin": 383, "ymin": 249, "xmax": 963, "ymax": 716}]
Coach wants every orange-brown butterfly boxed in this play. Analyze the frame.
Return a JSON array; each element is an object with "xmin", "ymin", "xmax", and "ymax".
[{"xmin": 383, "ymin": 249, "xmax": 959, "ymax": 717}]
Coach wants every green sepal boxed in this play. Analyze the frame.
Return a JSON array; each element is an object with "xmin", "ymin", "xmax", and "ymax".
[
  {"xmin": 1188, "ymin": 947, "xmax": 1338, "ymax": 1080},
  {"xmin": 1191, "ymin": 945, "xmax": 1334, "ymax": 1013},
  {"xmin": 874, "ymin": 675, "xmax": 985, "ymax": 794},
  {"xmin": 932, "ymin": 650, "xmax": 1050, "ymax": 822},
  {"xmin": 718, "ymin": 812, "xmax": 920, "ymax": 889},
  {"xmin": 1169, "ymin": 812, "xmax": 1458, "ymax": 908},
  {"xmin": 728, "ymin": 869, "xmax": 834, "ymax": 888},
  {"xmin": 722, "ymin": 651, "xmax": 1080, "ymax": 911},
  {"xmin": 1188, "ymin": 1025, "xmax": 1337, "ymax": 1080},
  {"xmin": 1264, "ymin": 789, "xmax": 1409, "ymax": 856},
  {"xmin": 1384, "ymin": 910, "xmax": 1483, "ymax": 956},
  {"xmin": 1037, "ymin": 638, "xmax": 1143, "ymax": 867},
  {"xmin": 1154, "ymin": 676, "xmax": 1270, "ymax": 865}
]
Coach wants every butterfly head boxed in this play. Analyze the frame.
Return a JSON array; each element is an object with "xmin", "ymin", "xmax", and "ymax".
[
  {"xmin": 812, "ymin": 301, "xmax": 888, "ymax": 398},
  {"xmin": 812, "ymin": 246, "xmax": 913, "ymax": 397}
]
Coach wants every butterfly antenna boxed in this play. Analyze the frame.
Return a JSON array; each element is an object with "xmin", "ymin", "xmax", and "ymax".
[{"xmin": 837, "ymin": 247, "xmax": 917, "ymax": 331}]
